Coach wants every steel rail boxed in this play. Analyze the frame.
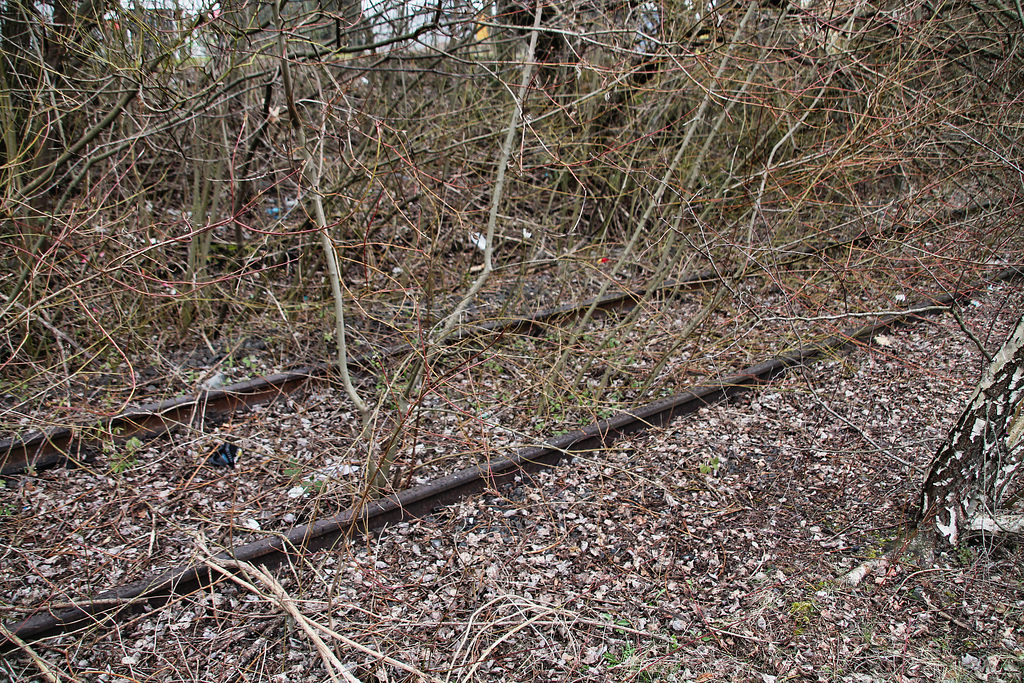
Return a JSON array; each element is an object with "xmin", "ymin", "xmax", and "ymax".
[{"xmin": 6, "ymin": 270, "xmax": 1020, "ymax": 650}]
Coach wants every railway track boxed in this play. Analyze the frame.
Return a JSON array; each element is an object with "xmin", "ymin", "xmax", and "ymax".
[
  {"xmin": 0, "ymin": 228, "xmax": 922, "ymax": 476},
  {"xmin": 0, "ymin": 271, "xmax": 719, "ymax": 476},
  {"xmin": 5, "ymin": 269, "xmax": 1018, "ymax": 650}
]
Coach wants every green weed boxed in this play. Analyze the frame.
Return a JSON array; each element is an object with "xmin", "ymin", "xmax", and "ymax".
[{"xmin": 109, "ymin": 436, "xmax": 143, "ymax": 473}]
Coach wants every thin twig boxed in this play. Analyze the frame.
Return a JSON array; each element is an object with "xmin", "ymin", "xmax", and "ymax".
[
  {"xmin": 947, "ymin": 305, "xmax": 993, "ymax": 364},
  {"xmin": 804, "ymin": 374, "xmax": 921, "ymax": 471},
  {"xmin": 204, "ymin": 547, "xmax": 442, "ymax": 683},
  {"xmin": 758, "ymin": 305, "xmax": 949, "ymax": 324},
  {"xmin": 204, "ymin": 552, "xmax": 354, "ymax": 683},
  {"xmin": 0, "ymin": 622, "xmax": 66, "ymax": 683}
]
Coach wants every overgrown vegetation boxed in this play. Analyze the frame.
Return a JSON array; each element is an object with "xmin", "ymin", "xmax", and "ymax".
[
  {"xmin": 1, "ymin": 0, "xmax": 1023, "ymax": 677},
  {"xmin": 3, "ymin": 0, "xmax": 1020, "ymax": 495}
]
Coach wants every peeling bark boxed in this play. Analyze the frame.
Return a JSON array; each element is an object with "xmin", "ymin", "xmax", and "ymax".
[{"xmin": 917, "ymin": 312, "xmax": 1024, "ymax": 546}]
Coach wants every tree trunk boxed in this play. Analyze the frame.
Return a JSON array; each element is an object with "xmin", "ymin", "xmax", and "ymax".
[{"xmin": 916, "ymin": 312, "xmax": 1024, "ymax": 546}]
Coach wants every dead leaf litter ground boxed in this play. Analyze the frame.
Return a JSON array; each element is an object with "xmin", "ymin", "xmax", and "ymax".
[{"xmin": 2, "ymin": 280, "xmax": 1023, "ymax": 682}]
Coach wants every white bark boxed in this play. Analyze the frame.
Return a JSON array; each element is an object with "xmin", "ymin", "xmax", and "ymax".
[{"xmin": 917, "ymin": 312, "xmax": 1024, "ymax": 546}]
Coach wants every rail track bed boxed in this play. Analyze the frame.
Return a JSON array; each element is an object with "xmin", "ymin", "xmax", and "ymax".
[{"xmin": 2, "ymin": 270, "xmax": 1023, "ymax": 680}]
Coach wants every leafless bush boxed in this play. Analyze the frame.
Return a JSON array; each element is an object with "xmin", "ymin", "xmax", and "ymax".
[
  {"xmin": 1, "ymin": 0, "xmax": 1021, "ymax": 497},
  {"xmin": 2, "ymin": 1, "xmax": 1024, "ymax": 679}
]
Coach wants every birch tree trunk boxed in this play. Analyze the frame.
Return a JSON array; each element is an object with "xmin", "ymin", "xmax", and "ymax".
[{"xmin": 916, "ymin": 312, "xmax": 1024, "ymax": 546}]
